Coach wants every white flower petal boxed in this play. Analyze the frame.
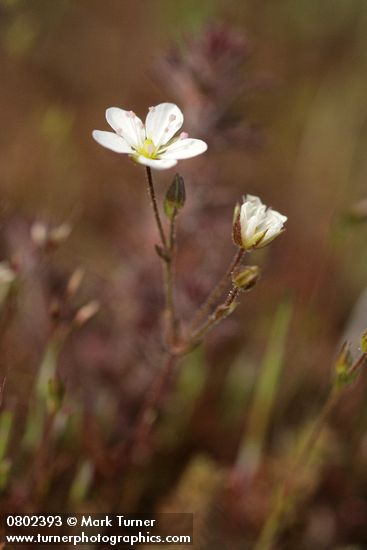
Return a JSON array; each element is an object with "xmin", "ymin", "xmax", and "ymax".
[
  {"xmin": 106, "ymin": 107, "xmax": 145, "ymax": 150},
  {"xmin": 241, "ymin": 200, "xmax": 263, "ymax": 240},
  {"xmin": 238, "ymin": 195, "xmax": 287, "ymax": 250},
  {"xmin": 241, "ymin": 211, "xmax": 258, "ymax": 241},
  {"xmin": 245, "ymin": 194, "xmax": 262, "ymax": 205},
  {"xmin": 261, "ymin": 212, "xmax": 286, "ymax": 243},
  {"xmin": 267, "ymin": 209, "xmax": 288, "ymax": 225},
  {"xmin": 92, "ymin": 130, "xmax": 133, "ymax": 154},
  {"xmin": 134, "ymin": 155, "xmax": 178, "ymax": 170},
  {"xmin": 145, "ymin": 103, "xmax": 184, "ymax": 147},
  {"xmin": 258, "ymin": 228, "xmax": 284, "ymax": 248},
  {"xmin": 160, "ymin": 138, "xmax": 208, "ymax": 160},
  {"xmin": 242, "ymin": 198, "xmax": 261, "ymax": 222}
]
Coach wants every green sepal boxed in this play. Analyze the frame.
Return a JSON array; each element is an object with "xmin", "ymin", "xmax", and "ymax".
[{"xmin": 164, "ymin": 174, "xmax": 186, "ymax": 220}]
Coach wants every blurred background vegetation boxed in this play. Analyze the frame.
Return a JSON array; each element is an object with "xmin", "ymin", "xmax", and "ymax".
[{"xmin": 1, "ymin": 0, "xmax": 367, "ymax": 548}]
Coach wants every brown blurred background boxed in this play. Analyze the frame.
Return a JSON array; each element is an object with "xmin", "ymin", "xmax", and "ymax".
[{"xmin": 1, "ymin": 1, "xmax": 367, "ymax": 548}]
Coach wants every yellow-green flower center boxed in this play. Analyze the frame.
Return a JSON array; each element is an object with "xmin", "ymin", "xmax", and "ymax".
[{"xmin": 138, "ymin": 138, "xmax": 158, "ymax": 159}]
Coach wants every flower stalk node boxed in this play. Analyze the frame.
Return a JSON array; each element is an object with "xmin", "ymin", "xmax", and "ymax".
[{"xmin": 154, "ymin": 245, "xmax": 170, "ymax": 263}]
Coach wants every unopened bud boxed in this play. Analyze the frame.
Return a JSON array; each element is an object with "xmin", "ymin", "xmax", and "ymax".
[
  {"xmin": 0, "ymin": 262, "xmax": 16, "ymax": 285},
  {"xmin": 48, "ymin": 222, "xmax": 72, "ymax": 246},
  {"xmin": 74, "ymin": 300, "xmax": 100, "ymax": 327},
  {"xmin": 232, "ymin": 265, "xmax": 260, "ymax": 290},
  {"xmin": 164, "ymin": 173, "xmax": 186, "ymax": 220},
  {"xmin": 361, "ymin": 330, "xmax": 367, "ymax": 354},
  {"xmin": 334, "ymin": 343, "xmax": 355, "ymax": 388},
  {"xmin": 31, "ymin": 221, "xmax": 48, "ymax": 247},
  {"xmin": 66, "ymin": 268, "xmax": 85, "ymax": 298},
  {"xmin": 0, "ymin": 262, "xmax": 17, "ymax": 306},
  {"xmin": 31, "ymin": 221, "xmax": 72, "ymax": 250},
  {"xmin": 347, "ymin": 198, "xmax": 367, "ymax": 223}
]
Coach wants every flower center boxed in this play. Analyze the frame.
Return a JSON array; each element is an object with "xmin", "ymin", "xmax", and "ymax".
[{"xmin": 139, "ymin": 138, "xmax": 158, "ymax": 158}]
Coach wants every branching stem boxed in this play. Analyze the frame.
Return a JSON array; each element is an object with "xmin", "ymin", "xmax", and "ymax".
[
  {"xmin": 145, "ymin": 167, "xmax": 178, "ymax": 347},
  {"xmin": 189, "ymin": 248, "xmax": 244, "ymax": 332},
  {"xmin": 189, "ymin": 285, "xmax": 240, "ymax": 346}
]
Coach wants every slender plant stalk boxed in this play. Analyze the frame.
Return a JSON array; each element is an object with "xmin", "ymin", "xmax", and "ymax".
[
  {"xmin": 130, "ymin": 353, "xmax": 178, "ymax": 461},
  {"xmin": 255, "ymin": 353, "xmax": 367, "ymax": 550},
  {"xmin": 139, "ymin": 170, "xmax": 246, "ymax": 461},
  {"xmin": 169, "ymin": 209, "xmax": 177, "ymax": 252},
  {"xmin": 145, "ymin": 167, "xmax": 178, "ymax": 347},
  {"xmin": 0, "ymin": 377, "xmax": 6, "ymax": 408},
  {"xmin": 164, "ymin": 210, "xmax": 178, "ymax": 344},
  {"xmin": 237, "ymin": 301, "xmax": 292, "ymax": 475},
  {"xmin": 189, "ymin": 248, "xmax": 245, "ymax": 332},
  {"xmin": 145, "ymin": 166, "xmax": 167, "ymax": 251},
  {"xmin": 254, "ymin": 389, "xmax": 339, "ymax": 550},
  {"xmin": 164, "ymin": 210, "xmax": 178, "ymax": 341},
  {"xmin": 129, "ymin": 171, "xmax": 182, "ymax": 462},
  {"xmin": 32, "ymin": 410, "xmax": 57, "ymax": 496},
  {"xmin": 189, "ymin": 285, "xmax": 240, "ymax": 346},
  {"xmin": 294, "ymin": 388, "xmax": 340, "ymax": 471}
]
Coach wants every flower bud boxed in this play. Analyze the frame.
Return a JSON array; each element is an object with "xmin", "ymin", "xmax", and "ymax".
[
  {"xmin": 31, "ymin": 221, "xmax": 48, "ymax": 247},
  {"xmin": 74, "ymin": 300, "xmax": 100, "ymax": 327},
  {"xmin": 232, "ymin": 195, "xmax": 287, "ymax": 251},
  {"xmin": 232, "ymin": 265, "xmax": 260, "ymax": 290},
  {"xmin": 164, "ymin": 173, "xmax": 186, "ymax": 220},
  {"xmin": 31, "ymin": 221, "xmax": 72, "ymax": 250},
  {"xmin": 361, "ymin": 330, "xmax": 367, "ymax": 354},
  {"xmin": 66, "ymin": 268, "xmax": 85, "ymax": 298},
  {"xmin": 48, "ymin": 222, "xmax": 72, "ymax": 246},
  {"xmin": 334, "ymin": 343, "xmax": 355, "ymax": 388},
  {"xmin": 0, "ymin": 262, "xmax": 17, "ymax": 307}
]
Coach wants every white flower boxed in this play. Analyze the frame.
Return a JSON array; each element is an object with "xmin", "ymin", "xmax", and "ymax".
[
  {"xmin": 233, "ymin": 195, "xmax": 287, "ymax": 250},
  {"xmin": 92, "ymin": 102, "xmax": 208, "ymax": 170}
]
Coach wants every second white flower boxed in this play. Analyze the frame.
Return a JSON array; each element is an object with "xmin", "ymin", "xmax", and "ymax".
[{"xmin": 233, "ymin": 195, "xmax": 287, "ymax": 250}]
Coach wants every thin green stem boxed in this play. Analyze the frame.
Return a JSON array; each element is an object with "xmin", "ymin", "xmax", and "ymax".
[
  {"xmin": 145, "ymin": 167, "xmax": 179, "ymax": 347},
  {"xmin": 169, "ymin": 210, "xmax": 177, "ymax": 252},
  {"xmin": 164, "ymin": 211, "xmax": 178, "ymax": 345},
  {"xmin": 145, "ymin": 166, "xmax": 167, "ymax": 251},
  {"xmin": 255, "ymin": 353, "xmax": 367, "ymax": 550},
  {"xmin": 254, "ymin": 387, "xmax": 340, "ymax": 550},
  {"xmin": 294, "ymin": 388, "xmax": 340, "ymax": 471},
  {"xmin": 130, "ymin": 353, "xmax": 178, "ymax": 462}
]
